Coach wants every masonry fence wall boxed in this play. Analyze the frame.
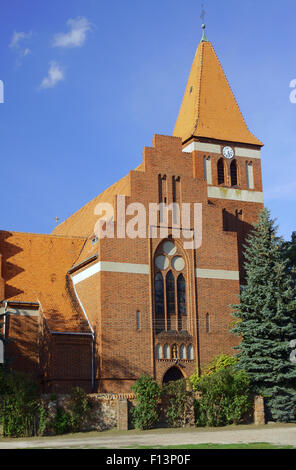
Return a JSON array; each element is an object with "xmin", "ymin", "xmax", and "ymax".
[{"xmin": 41, "ymin": 393, "xmax": 265, "ymax": 434}]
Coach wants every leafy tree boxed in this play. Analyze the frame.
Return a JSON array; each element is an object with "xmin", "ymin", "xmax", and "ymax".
[
  {"xmin": 190, "ymin": 353, "xmax": 238, "ymax": 391},
  {"xmin": 161, "ymin": 379, "xmax": 194, "ymax": 427},
  {"xmin": 193, "ymin": 367, "xmax": 252, "ymax": 427},
  {"xmin": 232, "ymin": 209, "xmax": 296, "ymax": 422},
  {"xmin": 131, "ymin": 374, "xmax": 161, "ymax": 430}
]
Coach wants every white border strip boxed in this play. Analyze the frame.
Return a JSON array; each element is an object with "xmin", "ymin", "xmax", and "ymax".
[
  {"xmin": 73, "ymin": 261, "xmax": 149, "ymax": 285},
  {"xmin": 183, "ymin": 142, "xmax": 261, "ymax": 160},
  {"xmin": 183, "ymin": 142, "xmax": 221, "ymax": 154},
  {"xmin": 196, "ymin": 269, "xmax": 239, "ymax": 280},
  {"xmin": 208, "ymin": 186, "xmax": 263, "ymax": 203},
  {"xmin": 235, "ymin": 147, "xmax": 261, "ymax": 159}
]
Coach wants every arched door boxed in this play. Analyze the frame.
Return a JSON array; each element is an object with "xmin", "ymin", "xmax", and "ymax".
[{"xmin": 162, "ymin": 366, "xmax": 184, "ymax": 384}]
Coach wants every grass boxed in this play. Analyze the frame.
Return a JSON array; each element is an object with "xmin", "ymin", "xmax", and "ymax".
[{"xmin": 134, "ymin": 443, "xmax": 296, "ymax": 450}]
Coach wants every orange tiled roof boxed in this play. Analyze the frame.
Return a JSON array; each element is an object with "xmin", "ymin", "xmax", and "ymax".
[
  {"xmin": 0, "ymin": 231, "xmax": 90, "ymax": 333},
  {"xmin": 173, "ymin": 40, "xmax": 263, "ymax": 147}
]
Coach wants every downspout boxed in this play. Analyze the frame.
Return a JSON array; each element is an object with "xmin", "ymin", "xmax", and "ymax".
[
  {"xmin": 70, "ymin": 275, "xmax": 95, "ymax": 392},
  {"xmin": 0, "ymin": 301, "xmax": 8, "ymax": 364}
]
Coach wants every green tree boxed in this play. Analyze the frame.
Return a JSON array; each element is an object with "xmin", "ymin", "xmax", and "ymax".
[
  {"xmin": 193, "ymin": 367, "xmax": 252, "ymax": 427},
  {"xmin": 232, "ymin": 209, "xmax": 296, "ymax": 422},
  {"xmin": 161, "ymin": 379, "xmax": 194, "ymax": 427},
  {"xmin": 282, "ymin": 231, "xmax": 296, "ymax": 282},
  {"xmin": 131, "ymin": 374, "xmax": 161, "ymax": 430}
]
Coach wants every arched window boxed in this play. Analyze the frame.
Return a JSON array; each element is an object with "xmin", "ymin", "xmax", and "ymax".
[
  {"xmin": 163, "ymin": 344, "xmax": 170, "ymax": 359},
  {"xmin": 180, "ymin": 344, "xmax": 186, "ymax": 359},
  {"xmin": 155, "ymin": 273, "xmax": 164, "ymax": 315},
  {"xmin": 187, "ymin": 344, "xmax": 194, "ymax": 360},
  {"xmin": 217, "ymin": 159, "xmax": 225, "ymax": 185},
  {"xmin": 166, "ymin": 271, "xmax": 175, "ymax": 314},
  {"xmin": 177, "ymin": 274, "xmax": 186, "ymax": 315},
  {"xmin": 230, "ymin": 160, "xmax": 238, "ymax": 186},
  {"xmin": 156, "ymin": 344, "xmax": 163, "ymax": 359}
]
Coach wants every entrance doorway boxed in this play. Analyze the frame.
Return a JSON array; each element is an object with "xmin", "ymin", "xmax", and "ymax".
[{"xmin": 162, "ymin": 366, "xmax": 184, "ymax": 384}]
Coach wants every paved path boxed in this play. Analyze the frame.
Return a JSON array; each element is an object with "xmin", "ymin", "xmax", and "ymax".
[{"xmin": 0, "ymin": 425, "xmax": 296, "ymax": 449}]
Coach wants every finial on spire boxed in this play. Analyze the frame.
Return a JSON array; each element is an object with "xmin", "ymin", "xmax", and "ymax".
[
  {"xmin": 201, "ymin": 24, "xmax": 208, "ymax": 42},
  {"xmin": 200, "ymin": 4, "xmax": 209, "ymax": 42}
]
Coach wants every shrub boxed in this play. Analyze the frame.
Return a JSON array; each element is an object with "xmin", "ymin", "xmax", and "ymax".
[
  {"xmin": 194, "ymin": 367, "xmax": 252, "ymax": 427},
  {"xmin": 161, "ymin": 379, "xmax": 194, "ymax": 427},
  {"xmin": 131, "ymin": 374, "xmax": 161, "ymax": 430},
  {"xmin": 53, "ymin": 408, "xmax": 71, "ymax": 435},
  {"xmin": 0, "ymin": 369, "xmax": 40, "ymax": 437},
  {"xmin": 67, "ymin": 386, "xmax": 92, "ymax": 432},
  {"xmin": 190, "ymin": 353, "xmax": 238, "ymax": 391}
]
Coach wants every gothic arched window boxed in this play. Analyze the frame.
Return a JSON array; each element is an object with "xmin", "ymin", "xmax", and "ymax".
[
  {"xmin": 217, "ymin": 158, "xmax": 225, "ymax": 185},
  {"xmin": 156, "ymin": 344, "xmax": 162, "ymax": 359},
  {"xmin": 187, "ymin": 344, "xmax": 194, "ymax": 360},
  {"xmin": 230, "ymin": 160, "xmax": 238, "ymax": 186},
  {"xmin": 166, "ymin": 270, "xmax": 175, "ymax": 315},
  {"xmin": 154, "ymin": 240, "xmax": 187, "ymax": 333},
  {"xmin": 177, "ymin": 274, "xmax": 186, "ymax": 315},
  {"xmin": 163, "ymin": 344, "xmax": 169, "ymax": 359},
  {"xmin": 180, "ymin": 344, "xmax": 186, "ymax": 359},
  {"xmin": 155, "ymin": 273, "xmax": 164, "ymax": 315}
]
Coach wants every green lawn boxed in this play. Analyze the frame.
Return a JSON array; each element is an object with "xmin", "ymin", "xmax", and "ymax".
[{"xmin": 133, "ymin": 443, "xmax": 296, "ymax": 450}]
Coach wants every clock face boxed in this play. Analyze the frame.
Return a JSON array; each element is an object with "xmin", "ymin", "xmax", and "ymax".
[{"xmin": 222, "ymin": 146, "xmax": 234, "ymax": 159}]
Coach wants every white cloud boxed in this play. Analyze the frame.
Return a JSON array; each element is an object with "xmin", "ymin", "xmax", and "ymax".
[
  {"xmin": 9, "ymin": 31, "xmax": 32, "ymax": 64},
  {"xmin": 40, "ymin": 62, "xmax": 65, "ymax": 89},
  {"xmin": 23, "ymin": 48, "xmax": 31, "ymax": 56},
  {"xmin": 52, "ymin": 17, "xmax": 92, "ymax": 48},
  {"xmin": 9, "ymin": 30, "xmax": 32, "ymax": 49}
]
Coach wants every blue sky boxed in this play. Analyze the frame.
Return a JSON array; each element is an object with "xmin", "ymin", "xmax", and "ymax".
[{"xmin": 0, "ymin": 0, "xmax": 295, "ymax": 241}]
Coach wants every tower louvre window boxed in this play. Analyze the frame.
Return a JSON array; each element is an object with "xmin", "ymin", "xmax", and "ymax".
[
  {"xmin": 217, "ymin": 159, "xmax": 225, "ymax": 185},
  {"xmin": 246, "ymin": 161, "xmax": 254, "ymax": 189},
  {"xmin": 230, "ymin": 160, "xmax": 238, "ymax": 186}
]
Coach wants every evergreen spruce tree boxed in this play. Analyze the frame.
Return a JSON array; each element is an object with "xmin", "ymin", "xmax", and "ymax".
[
  {"xmin": 232, "ymin": 208, "xmax": 296, "ymax": 422},
  {"xmin": 282, "ymin": 231, "xmax": 296, "ymax": 282}
]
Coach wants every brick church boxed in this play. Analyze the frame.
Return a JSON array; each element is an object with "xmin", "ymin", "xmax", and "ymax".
[{"xmin": 0, "ymin": 26, "xmax": 264, "ymax": 393}]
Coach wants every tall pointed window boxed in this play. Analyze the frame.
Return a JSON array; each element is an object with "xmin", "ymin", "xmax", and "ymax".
[
  {"xmin": 155, "ymin": 273, "xmax": 164, "ymax": 333},
  {"xmin": 177, "ymin": 274, "xmax": 186, "ymax": 315},
  {"xmin": 230, "ymin": 160, "xmax": 238, "ymax": 186},
  {"xmin": 155, "ymin": 273, "xmax": 164, "ymax": 314},
  {"xmin": 166, "ymin": 271, "xmax": 175, "ymax": 315},
  {"xmin": 217, "ymin": 159, "xmax": 225, "ymax": 185}
]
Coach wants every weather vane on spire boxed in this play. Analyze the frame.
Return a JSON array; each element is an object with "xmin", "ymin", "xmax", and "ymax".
[
  {"xmin": 200, "ymin": 3, "xmax": 206, "ymax": 24},
  {"xmin": 200, "ymin": 3, "xmax": 208, "ymax": 42}
]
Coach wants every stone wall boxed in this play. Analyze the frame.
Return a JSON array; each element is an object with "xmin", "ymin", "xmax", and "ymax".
[
  {"xmin": 42, "ymin": 393, "xmax": 134, "ymax": 433},
  {"xmin": 41, "ymin": 393, "xmax": 265, "ymax": 435}
]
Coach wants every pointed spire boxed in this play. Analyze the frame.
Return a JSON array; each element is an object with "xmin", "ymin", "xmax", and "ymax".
[{"xmin": 173, "ymin": 38, "xmax": 263, "ymax": 146}]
